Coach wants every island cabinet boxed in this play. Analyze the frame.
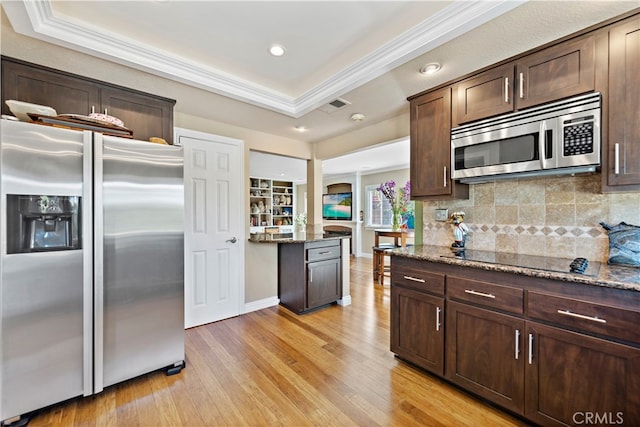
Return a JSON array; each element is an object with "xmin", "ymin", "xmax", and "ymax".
[
  {"xmin": 605, "ymin": 15, "xmax": 640, "ymax": 190},
  {"xmin": 454, "ymin": 35, "xmax": 595, "ymax": 125},
  {"xmin": 390, "ymin": 256, "xmax": 640, "ymax": 425},
  {"xmin": 408, "ymin": 87, "xmax": 468, "ymax": 200},
  {"xmin": 1, "ymin": 56, "xmax": 175, "ymax": 143},
  {"xmin": 278, "ymin": 240, "xmax": 341, "ymax": 314}
]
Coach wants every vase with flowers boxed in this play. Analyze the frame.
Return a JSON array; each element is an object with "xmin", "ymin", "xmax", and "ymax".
[
  {"xmin": 294, "ymin": 212, "xmax": 307, "ymax": 233},
  {"xmin": 377, "ymin": 180, "xmax": 411, "ymax": 231}
]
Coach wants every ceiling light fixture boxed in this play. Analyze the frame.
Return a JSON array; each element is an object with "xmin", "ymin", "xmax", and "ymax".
[
  {"xmin": 420, "ymin": 62, "xmax": 441, "ymax": 75},
  {"xmin": 294, "ymin": 125, "xmax": 307, "ymax": 132},
  {"xmin": 350, "ymin": 113, "xmax": 365, "ymax": 122},
  {"xmin": 269, "ymin": 44, "xmax": 286, "ymax": 57}
]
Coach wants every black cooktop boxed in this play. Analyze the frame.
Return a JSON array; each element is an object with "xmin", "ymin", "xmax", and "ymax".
[{"xmin": 441, "ymin": 249, "xmax": 601, "ymax": 277}]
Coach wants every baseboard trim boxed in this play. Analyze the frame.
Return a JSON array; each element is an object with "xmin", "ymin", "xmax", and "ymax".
[
  {"xmin": 337, "ymin": 295, "xmax": 352, "ymax": 306},
  {"xmin": 244, "ymin": 296, "xmax": 280, "ymax": 314}
]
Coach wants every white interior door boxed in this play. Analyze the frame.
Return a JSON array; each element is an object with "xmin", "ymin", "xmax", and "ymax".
[{"xmin": 177, "ymin": 128, "xmax": 244, "ymax": 328}]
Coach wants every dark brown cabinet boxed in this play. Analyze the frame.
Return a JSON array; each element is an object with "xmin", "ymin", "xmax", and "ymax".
[
  {"xmin": 390, "ymin": 257, "xmax": 445, "ymax": 375},
  {"xmin": 515, "ymin": 35, "xmax": 595, "ymax": 110},
  {"xmin": 454, "ymin": 35, "xmax": 595, "ymax": 126},
  {"xmin": 391, "ymin": 287, "xmax": 444, "ymax": 375},
  {"xmin": 455, "ymin": 63, "xmax": 514, "ymax": 124},
  {"xmin": 409, "ymin": 87, "xmax": 468, "ymax": 200},
  {"xmin": 390, "ymin": 255, "xmax": 640, "ymax": 425},
  {"xmin": 278, "ymin": 239, "xmax": 341, "ymax": 314},
  {"xmin": 446, "ymin": 301, "xmax": 525, "ymax": 414},
  {"xmin": 1, "ymin": 57, "xmax": 175, "ymax": 143},
  {"xmin": 99, "ymin": 86, "xmax": 174, "ymax": 144},
  {"xmin": 2, "ymin": 57, "xmax": 100, "ymax": 119},
  {"xmin": 306, "ymin": 258, "xmax": 341, "ymax": 309},
  {"xmin": 525, "ymin": 322, "xmax": 640, "ymax": 425},
  {"xmin": 606, "ymin": 16, "xmax": 640, "ymax": 189}
]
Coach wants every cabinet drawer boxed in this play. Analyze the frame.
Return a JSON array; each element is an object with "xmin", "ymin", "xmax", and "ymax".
[
  {"xmin": 306, "ymin": 243, "xmax": 340, "ymax": 262},
  {"xmin": 391, "ymin": 258, "xmax": 444, "ymax": 296},
  {"xmin": 527, "ymin": 291, "xmax": 640, "ymax": 343},
  {"xmin": 447, "ymin": 276, "xmax": 523, "ymax": 314}
]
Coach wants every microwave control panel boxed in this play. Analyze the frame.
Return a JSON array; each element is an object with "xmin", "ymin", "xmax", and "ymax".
[{"xmin": 562, "ymin": 116, "xmax": 595, "ymax": 156}]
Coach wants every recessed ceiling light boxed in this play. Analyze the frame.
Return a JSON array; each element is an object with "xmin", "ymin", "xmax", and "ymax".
[
  {"xmin": 420, "ymin": 62, "xmax": 441, "ymax": 75},
  {"xmin": 350, "ymin": 113, "xmax": 365, "ymax": 122},
  {"xmin": 294, "ymin": 125, "xmax": 307, "ymax": 132},
  {"xmin": 269, "ymin": 45, "xmax": 286, "ymax": 57}
]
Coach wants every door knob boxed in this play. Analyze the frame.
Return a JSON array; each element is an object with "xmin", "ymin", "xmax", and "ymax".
[{"xmin": 226, "ymin": 237, "xmax": 238, "ymax": 243}]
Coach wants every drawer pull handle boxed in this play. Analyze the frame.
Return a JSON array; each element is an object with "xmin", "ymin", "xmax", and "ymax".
[
  {"xmin": 464, "ymin": 289, "xmax": 496, "ymax": 299},
  {"xmin": 403, "ymin": 276, "xmax": 426, "ymax": 283},
  {"xmin": 436, "ymin": 307, "xmax": 441, "ymax": 332},
  {"xmin": 317, "ymin": 251, "xmax": 332, "ymax": 255},
  {"xmin": 557, "ymin": 309, "xmax": 606, "ymax": 324}
]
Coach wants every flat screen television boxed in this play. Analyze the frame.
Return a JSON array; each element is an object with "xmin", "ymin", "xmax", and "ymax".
[{"xmin": 322, "ymin": 192, "xmax": 352, "ymax": 220}]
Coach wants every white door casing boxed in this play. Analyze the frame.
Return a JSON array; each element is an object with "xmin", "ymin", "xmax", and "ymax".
[{"xmin": 176, "ymin": 127, "xmax": 244, "ymax": 328}]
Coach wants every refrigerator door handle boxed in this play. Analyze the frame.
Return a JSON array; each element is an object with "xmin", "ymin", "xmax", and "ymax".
[
  {"xmin": 93, "ymin": 133, "xmax": 105, "ymax": 394},
  {"xmin": 82, "ymin": 131, "xmax": 94, "ymax": 396}
]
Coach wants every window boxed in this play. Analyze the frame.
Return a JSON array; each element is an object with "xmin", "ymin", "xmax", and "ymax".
[
  {"xmin": 365, "ymin": 185, "xmax": 392, "ymax": 227},
  {"xmin": 365, "ymin": 184, "xmax": 415, "ymax": 228}
]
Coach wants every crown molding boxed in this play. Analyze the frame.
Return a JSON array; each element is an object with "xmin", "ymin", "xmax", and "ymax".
[{"xmin": 4, "ymin": 0, "xmax": 525, "ymax": 118}]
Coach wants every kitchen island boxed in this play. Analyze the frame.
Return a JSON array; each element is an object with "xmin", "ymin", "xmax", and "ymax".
[
  {"xmin": 248, "ymin": 233, "xmax": 351, "ymax": 313},
  {"xmin": 389, "ymin": 245, "xmax": 640, "ymax": 425}
]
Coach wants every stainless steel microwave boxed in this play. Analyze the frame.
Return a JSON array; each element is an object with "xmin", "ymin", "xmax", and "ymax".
[{"xmin": 451, "ymin": 92, "xmax": 601, "ymax": 183}]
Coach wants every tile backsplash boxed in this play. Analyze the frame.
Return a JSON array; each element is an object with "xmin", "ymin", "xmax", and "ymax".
[{"xmin": 421, "ymin": 174, "xmax": 640, "ymax": 262}]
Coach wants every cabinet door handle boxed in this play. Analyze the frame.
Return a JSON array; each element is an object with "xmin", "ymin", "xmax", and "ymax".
[
  {"xmin": 403, "ymin": 276, "xmax": 425, "ymax": 283},
  {"xmin": 557, "ymin": 309, "xmax": 607, "ymax": 324},
  {"xmin": 614, "ymin": 143, "xmax": 620, "ymax": 175},
  {"xmin": 519, "ymin": 72, "xmax": 524, "ymax": 99},
  {"xmin": 443, "ymin": 166, "xmax": 447, "ymax": 188},
  {"xmin": 528, "ymin": 333, "xmax": 534, "ymax": 364},
  {"xmin": 436, "ymin": 307, "xmax": 441, "ymax": 332},
  {"xmin": 514, "ymin": 329, "xmax": 520, "ymax": 360},
  {"xmin": 309, "ymin": 269, "xmax": 313, "ymax": 283},
  {"xmin": 464, "ymin": 289, "xmax": 496, "ymax": 299},
  {"xmin": 504, "ymin": 77, "xmax": 509, "ymax": 103}
]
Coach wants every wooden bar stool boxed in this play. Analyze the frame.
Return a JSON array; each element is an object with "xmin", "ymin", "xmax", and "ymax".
[
  {"xmin": 372, "ymin": 229, "xmax": 414, "ymax": 285},
  {"xmin": 372, "ymin": 244, "xmax": 395, "ymax": 285}
]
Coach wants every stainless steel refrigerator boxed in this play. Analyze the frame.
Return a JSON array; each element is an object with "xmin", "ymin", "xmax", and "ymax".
[{"xmin": 0, "ymin": 120, "xmax": 185, "ymax": 423}]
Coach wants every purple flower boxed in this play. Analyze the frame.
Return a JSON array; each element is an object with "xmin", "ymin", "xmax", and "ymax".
[
  {"xmin": 377, "ymin": 180, "xmax": 411, "ymax": 211},
  {"xmin": 376, "ymin": 180, "xmax": 396, "ymax": 203}
]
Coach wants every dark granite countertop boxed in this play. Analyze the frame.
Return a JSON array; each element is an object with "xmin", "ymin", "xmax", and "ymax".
[
  {"xmin": 248, "ymin": 232, "xmax": 345, "ymax": 244},
  {"xmin": 389, "ymin": 245, "xmax": 640, "ymax": 293}
]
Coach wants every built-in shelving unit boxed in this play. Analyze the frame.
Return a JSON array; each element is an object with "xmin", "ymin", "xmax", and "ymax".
[{"xmin": 250, "ymin": 177, "xmax": 294, "ymax": 232}]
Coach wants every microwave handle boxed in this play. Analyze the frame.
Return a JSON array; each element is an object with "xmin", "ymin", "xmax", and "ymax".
[{"xmin": 539, "ymin": 120, "xmax": 546, "ymax": 169}]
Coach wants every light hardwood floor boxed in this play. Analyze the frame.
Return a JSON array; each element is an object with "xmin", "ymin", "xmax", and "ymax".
[{"xmin": 27, "ymin": 257, "xmax": 527, "ymax": 426}]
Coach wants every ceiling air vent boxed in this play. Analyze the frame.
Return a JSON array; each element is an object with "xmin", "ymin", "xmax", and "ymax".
[{"xmin": 317, "ymin": 97, "xmax": 351, "ymax": 114}]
